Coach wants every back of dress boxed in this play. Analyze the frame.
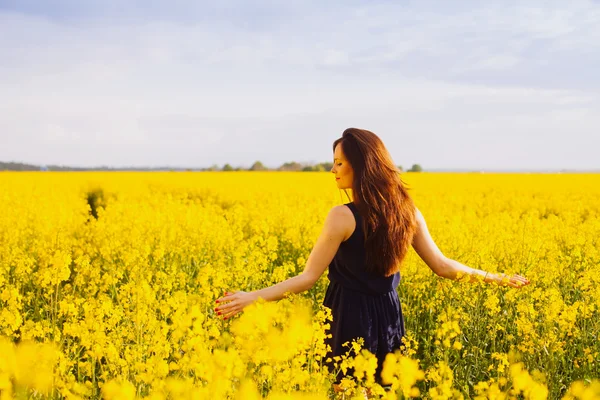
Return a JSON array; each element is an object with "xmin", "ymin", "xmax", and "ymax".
[
  {"xmin": 323, "ymin": 201, "xmax": 406, "ymax": 387},
  {"xmin": 327, "ymin": 202, "xmax": 401, "ymax": 294}
]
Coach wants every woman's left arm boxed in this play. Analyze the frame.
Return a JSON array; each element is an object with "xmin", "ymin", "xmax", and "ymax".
[{"xmin": 412, "ymin": 207, "xmax": 530, "ymax": 288}]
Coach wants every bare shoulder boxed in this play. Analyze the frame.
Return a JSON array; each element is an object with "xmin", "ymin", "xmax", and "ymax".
[
  {"xmin": 327, "ymin": 204, "xmax": 355, "ymax": 224},
  {"xmin": 326, "ymin": 205, "xmax": 356, "ymax": 241}
]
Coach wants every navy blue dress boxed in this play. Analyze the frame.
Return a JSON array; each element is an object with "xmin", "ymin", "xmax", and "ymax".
[{"xmin": 323, "ymin": 202, "xmax": 406, "ymax": 386}]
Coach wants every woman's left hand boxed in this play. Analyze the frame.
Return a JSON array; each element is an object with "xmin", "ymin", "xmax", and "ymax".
[
  {"xmin": 495, "ymin": 273, "xmax": 530, "ymax": 288},
  {"xmin": 214, "ymin": 291, "xmax": 258, "ymax": 320}
]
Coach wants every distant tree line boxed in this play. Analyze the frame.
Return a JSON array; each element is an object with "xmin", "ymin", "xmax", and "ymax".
[
  {"xmin": 204, "ymin": 162, "xmax": 424, "ymax": 172},
  {"xmin": 1, "ymin": 161, "xmax": 424, "ymax": 172},
  {"xmin": 203, "ymin": 161, "xmax": 339, "ymax": 172},
  {"xmin": 0, "ymin": 162, "xmax": 195, "ymax": 172},
  {"xmin": 0, "ymin": 162, "xmax": 41, "ymax": 171}
]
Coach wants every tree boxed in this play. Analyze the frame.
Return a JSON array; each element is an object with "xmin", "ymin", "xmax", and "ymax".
[
  {"xmin": 408, "ymin": 164, "xmax": 423, "ymax": 172},
  {"xmin": 222, "ymin": 163, "xmax": 234, "ymax": 171},
  {"xmin": 249, "ymin": 161, "xmax": 268, "ymax": 171},
  {"xmin": 299, "ymin": 162, "xmax": 333, "ymax": 172},
  {"xmin": 320, "ymin": 162, "xmax": 333, "ymax": 171},
  {"xmin": 278, "ymin": 162, "xmax": 303, "ymax": 171},
  {"xmin": 0, "ymin": 161, "xmax": 39, "ymax": 171},
  {"xmin": 397, "ymin": 165, "xmax": 403, "ymax": 172}
]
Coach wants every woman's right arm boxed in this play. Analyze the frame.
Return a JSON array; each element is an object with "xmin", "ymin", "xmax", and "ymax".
[{"xmin": 251, "ymin": 205, "xmax": 351, "ymax": 301}]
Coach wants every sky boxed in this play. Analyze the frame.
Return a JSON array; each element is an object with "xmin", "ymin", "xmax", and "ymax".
[{"xmin": 1, "ymin": 0, "xmax": 599, "ymax": 171}]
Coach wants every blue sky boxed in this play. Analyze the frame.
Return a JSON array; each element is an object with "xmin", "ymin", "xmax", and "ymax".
[{"xmin": 1, "ymin": 0, "xmax": 599, "ymax": 170}]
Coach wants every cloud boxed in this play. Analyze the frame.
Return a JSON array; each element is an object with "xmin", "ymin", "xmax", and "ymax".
[{"xmin": 0, "ymin": 1, "xmax": 599, "ymax": 169}]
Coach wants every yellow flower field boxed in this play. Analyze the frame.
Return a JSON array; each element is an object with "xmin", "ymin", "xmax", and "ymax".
[{"xmin": 0, "ymin": 171, "xmax": 599, "ymax": 399}]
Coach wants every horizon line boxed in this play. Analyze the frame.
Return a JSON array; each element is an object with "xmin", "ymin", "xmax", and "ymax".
[{"xmin": 1, "ymin": 160, "xmax": 599, "ymax": 173}]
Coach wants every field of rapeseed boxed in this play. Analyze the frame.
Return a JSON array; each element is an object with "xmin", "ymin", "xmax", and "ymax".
[{"xmin": 1, "ymin": 171, "xmax": 599, "ymax": 400}]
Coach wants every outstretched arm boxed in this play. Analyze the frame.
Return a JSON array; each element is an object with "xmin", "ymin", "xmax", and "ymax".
[
  {"xmin": 412, "ymin": 208, "xmax": 530, "ymax": 287},
  {"xmin": 215, "ymin": 205, "xmax": 350, "ymax": 319}
]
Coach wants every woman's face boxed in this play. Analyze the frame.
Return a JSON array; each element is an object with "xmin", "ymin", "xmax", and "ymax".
[{"xmin": 331, "ymin": 143, "xmax": 354, "ymax": 190}]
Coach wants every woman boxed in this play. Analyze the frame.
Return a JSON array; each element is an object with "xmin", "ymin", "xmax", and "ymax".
[{"xmin": 214, "ymin": 128, "xmax": 530, "ymax": 395}]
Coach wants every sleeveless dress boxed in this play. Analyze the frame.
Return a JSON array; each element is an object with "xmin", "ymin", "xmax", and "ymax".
[{"xmin": 322, "ymin": 202, "xmax": 406, "ymax": 386}]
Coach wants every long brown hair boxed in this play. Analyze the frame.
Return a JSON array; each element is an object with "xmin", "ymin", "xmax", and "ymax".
[{"xmin": 333, "ymin": 128, "xmax": 417, "ymax": 277}]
